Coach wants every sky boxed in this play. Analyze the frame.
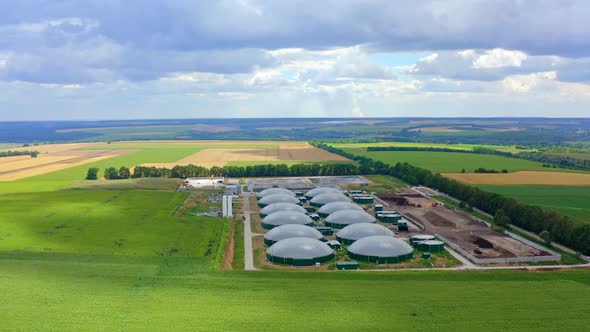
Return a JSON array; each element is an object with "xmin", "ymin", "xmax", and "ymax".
[{"xmin": 1, "ymin": 0, "xmax": 590, "ymax": 120}]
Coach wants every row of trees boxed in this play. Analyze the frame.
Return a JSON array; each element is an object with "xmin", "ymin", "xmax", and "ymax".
[
  {"xmin": 516, "ymin": 151, "xmax": 590, "ymax": 171},
  {"xmin": 88, "ymin": 162, "xmax": 362, "ymax": 182},
  {"xmin": 0, "ymin": 150, "xmax": 38, "ymax": 158},
  {"xmin": 314, "ymin": 142, "xmax": 590, "ymax": 255},
  {"xmin": 366, "ymin": 145, "xmax": 513, "ymax": 157}
]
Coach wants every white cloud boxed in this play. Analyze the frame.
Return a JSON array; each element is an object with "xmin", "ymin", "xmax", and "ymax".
[{"xmin": 473, "ymin": 49, "xmax": 527, "ymax": 69}]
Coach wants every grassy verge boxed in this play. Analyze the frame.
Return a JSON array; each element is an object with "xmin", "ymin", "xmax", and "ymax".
[{"xmin": 232, "ymin": 221, "xmax": 245, "ymax": 270}]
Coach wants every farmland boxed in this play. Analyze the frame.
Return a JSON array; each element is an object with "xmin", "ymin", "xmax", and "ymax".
[
  {"xmin": 0, "ymin": 255, "xmax": 589, "ymax": 330},
  {"xmin": 341, "ymin": 148, "xmax": 551, "ymax": 173},
  {"xmin": 0, "ymin": 141, "xmax": 348, "ymax": 192},
  {"xmin": 477, "ymin": 185, "xmax": 590, "ymax": 225},
  {"xmin": 331, "ymin": 142, "xmax": 534, "ymax": 153},
  {"xmin": 444, "ymin": 171, "xmax": 590, "ymax": 186}
]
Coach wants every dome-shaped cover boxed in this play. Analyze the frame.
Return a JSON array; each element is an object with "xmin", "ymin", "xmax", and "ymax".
[
  {"xmin": 325, "ymin": 210, "xmax": 376, "ymax": 225},
  {"xmin": 260, "ymin": 203, "xmax": 306, "ymax": 216},
  {"xmin": 410, "ymin": 235, "xmax": 436, "ymax": 241},
  {"xmin": 422, "ymin": 240, "xmax": 444, "ymax": 246},
  {"xmin": 262, "ymin": 211, "xmax": 313, "ymax": 227},
  {"xmin": 336, "ymin": 223, "xmax": 394, "ymax": 242},
  {"xmin": 264, "ymin": 224, "xmax": 323, "ymax": 243},
  {"xmin": 257, "ymin": 188, "xmax": 296, "ymax": 198},
  {"xmin": 305, "ymin": 187, "xmax": 342, "ymax": 198},
  {"xmin": 318, "ymin": 202, "xmax": 364, "ymax": 216},
  {"xmin": 267, "ymin": 237, "xmax": 334, "ymax": 259},
  {"xmin": 258, "ymin": 194, "xmax": 300, "ymax": 206},
  {"xmin": 348, "ymin": 235, "xmax": 413, "ymax": 257},
  {"xmin": 310, "ymin": 193, "xmax": 351, "ymax": 206}
]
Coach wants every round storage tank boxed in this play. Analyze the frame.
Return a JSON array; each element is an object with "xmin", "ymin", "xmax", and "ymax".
[
  {"xmin": 259, "ymin": 202, "xmax": 306, "ymax": 218},
  {"xmin": 347, "ymin": 235, "xmax": 414, "ymax": 264},
  {"xmin": 325, "ymin": 210, "xmax": 376, "ymax": 229},
  {"xmin": 336, "ymin": 223, "xmax": 395, "ymax": 245},
  {"xmin": 264, "ymin": 224, "xmax": 324, "ymax": 246},
  {"xmin": 257, "ymin": 188, "xmax": 296, "ymax": 199},
  {"xmin": 305, "ymin": 187, "xmax": 341, "ymax": 199},
  {"xmin": 310, "ymin": 193, "xmax": 351, "ymax": 207},
  {"xmin": 266, "ymin": 237, "xmax": 335, "ymax": 266},
  {"xmin": 261, "ymin": 211, "xmax": 313, "ymax": 229},
  {"xmin": 318, "ymin": 202, "xmax": 364, "ymax": 218},
  {"xmin": 417, "ymin": 240, "xmax": 445, "ymax": 253},
  {"xmin": 258, "ymin": 194, "xmax": 301, "ymax": 208},
  {"xmin": 410, "ymin": 234, "xmax": 436, "ymax": 246}
]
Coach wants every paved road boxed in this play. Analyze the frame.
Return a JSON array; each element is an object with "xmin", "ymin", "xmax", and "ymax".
[{"xmin": 241, "ymin": 188, "xmax": 257, "ymax": 271}]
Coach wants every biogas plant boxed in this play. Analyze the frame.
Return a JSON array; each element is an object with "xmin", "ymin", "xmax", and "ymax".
[{"xmin": 246, "ymin": 176, "xmax": 561, "ymax": 270}]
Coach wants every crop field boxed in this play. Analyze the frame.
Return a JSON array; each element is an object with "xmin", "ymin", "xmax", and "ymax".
[
  {"xmin": 445, "ymin": 171, "xmax": 590, "ymax": 186},
  {"xmin": 342, "ymin": 149, "xmax": 551, "ymax": 173},
  {"xmin": 0, "ymin": 141, "xmax": 348, "ymax": 192},
  {"xmin": 477, "ymin": 185, "xmax": 590, "ymax": 224},
  {"xmin": 0, "ymin": 256, "xmax": 588, "ymax": 330},
  {"xmin": 0, "ymin": 190, "xmax": 227, "ymax": 256},
  {"xmin": 331, "ymin": 142, "xmax": 534, "ymax": 153}
]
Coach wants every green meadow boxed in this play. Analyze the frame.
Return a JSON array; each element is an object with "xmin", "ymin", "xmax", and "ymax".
[
  {"xmin": 477, "ymin": 185, "xmax": 590, "ymax": 225},
  {"xmin": 343, "ymin": 148, "xmax": 557, "ymax": 173}
]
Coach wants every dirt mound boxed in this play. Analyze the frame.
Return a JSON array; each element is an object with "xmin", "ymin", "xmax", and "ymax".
[{"xmin": 423, "ymin": 211, "xmax": 456, "ymax": 228}]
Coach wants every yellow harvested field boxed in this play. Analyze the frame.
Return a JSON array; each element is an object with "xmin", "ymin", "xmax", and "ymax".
[
  {"xmin": 443, "ymin": 171, "xmax": 590, "ymax": 186},
  {"xmin": 0, "ymin": 148, "xmax": 138, "ymax": 181},
  {"xmin": 140, "ymin": 142, "xmax": 349, "ymax": 168}
]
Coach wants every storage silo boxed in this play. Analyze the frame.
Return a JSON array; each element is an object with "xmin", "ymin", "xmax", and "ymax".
[
  {"xmin": 261, "ymin": 211, "xmax": 314, "ymax": 229},
  {"xmin": 353, "ymin": 195, "xmax": 374, "ymax": 204},
  {"xmin": 324, "ymin": 210, "xmax": 376, "ymax": 229},
  {"xmin": 266, "ymin": 237, "xmax": 335, "ymax": 266},
  {"xmin": 257, "ymin": 188, "xmax": 296, "ymax": 199},
  {"xmin": 410, "ymin": 234, "xmax": 436, "ymax": 246},
  {"xmin": 258, "ymin": 194, "xmax": 301, "ymax": 208},
  {"xmin": 263, "ymin": 224, "xmax": 324, "ymax": 246},
  {"xmin": 417, "ymin": 240, "xmax": 445, "ymax": 253},
  {"xmin": 259, "ymin": 202, "xmax": 307, "ymax": 218},
  {"xmin": 310, "ymin": 193, "xmax": 351, "ymax": 207},
  {"xmin": 305, "ymin": 187, "xmax": 342, "ymax": 199},
  {"xmin": 347, "ymin": 235, "xmax": 414, "ymax": 264},
  {"xmin": 318, "ymin": 201, "xmax": 364, "ymax": 218},
  {"xmin": 336, "ymin": 223, "xmax": 395, "ymax": 245}
]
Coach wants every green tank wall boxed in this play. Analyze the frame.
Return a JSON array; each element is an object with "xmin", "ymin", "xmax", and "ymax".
[
  {"xmin": 266, "ymin": 252, "xmax": 335, "ymax": 266},
  {"xmin": 418, "ymin": 242, "xmax": 445, "ymax": 253},
  {"xmin": 347, "ymin": 251, "xmax": 413, "ymax": 264}
]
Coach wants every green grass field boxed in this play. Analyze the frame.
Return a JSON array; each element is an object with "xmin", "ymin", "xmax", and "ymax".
[
  {"xmin": 343, "ymin": 148, "xmax": 559, "ymax": 173},
  {"xmin": 477, "ymin": 185, "xmax": 590, "ymax": 225},
  {"xmin": 331, "ymin": 142, "xmax": 534, "ymax": 153},
  {"xmin": 0, "ymin": 254, "xmax": 589, "ymax": 330}
]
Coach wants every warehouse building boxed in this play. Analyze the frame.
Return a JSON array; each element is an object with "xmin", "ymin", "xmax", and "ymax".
[
  {"xmin": 261, "ymin": 211, "xmax": 314, "ymax": 229},
  {"xmin": 263, "ymin": 224, "xmax": 324, "ymax": 246},
  {"xmin": 310, "ymin": 193, "xmax": 351, "ymax": 207},
  {"xmin": 266, "ymin": 237, "xmax": 335, "ymax": 266},
  {"xmin": 259, "ymin": 203, "xmax": 307, "ymax": 218},
  {"xmin": 324, "ymin": 210, "xmax": 376, "ymax": 229},
  {"xmin": 257, "ymin": 187, "xmax": 296, "ymax": 199},
  {"xmin": 305, "ymin": 187, "xmax": 341, "ymax": 199},
  {"xmin": 336, "ymin": 223, "xmax": 395, "ymax": 245},
  {"xmin": 258, "ymin": 194, "xmax": 301, "ymax": 208},
  {"xmin": 318, "ymin": 201, "xmax": 364, "ymax": 218},
  {"xmin": 347, "ymin": 235, "xmax": 414, "ymax": 264}
]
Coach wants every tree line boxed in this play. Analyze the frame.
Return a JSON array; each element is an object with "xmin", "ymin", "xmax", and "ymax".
[
  {"xmin": 0, "ymin": 150, "xmax": 39, "ymax": 158},
  {"xmin": 87, "ymin": 162, "xmax": 361, "ymax": 181},
  {"xmin": 366, "ymin": 145, "xmax": 513, "ymax": 157},
  {"xmin": 314, "ymin": 142, "xmax": 590, "ymax": 255}
]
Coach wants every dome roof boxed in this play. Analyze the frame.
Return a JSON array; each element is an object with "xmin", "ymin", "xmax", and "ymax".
[
  {"xmin": 264, "ymin": 224, "xmax": 323, "ymax": 243},
  {"xmin": 310, "ymin": 193, "xmax": 351, "ymax": 206},
  {"xmin": 348, "ymin": 235, "xmax": 413, "ymax": 258},
  {"xmin": 318, "ymin": 201, "xmax": 364, "ymax": 216},
  {"xmin": 305, "ymin": 187, "xmax": 342, "ymax": 198},
  {"xmin": 325, "ymin": 210, "xmax": 376, "ymax": 227},
  {"xmin": 257, "ymin": 188, "xmax": 295, "ymax": 198},
  {"xmin": 258, "ymin": 194, "xmax": 300, "ymax": 206},
  {"xmin": 261, "ymin": 211, "xmax": 313, "ymax": 228},
  {"xmin": 336, "ymin": 223, "xmax": 394, "ymax": 243},
  {"xmin": 267, "ymin": 237, "xmax": 334, "ymax": 259},
  {"xmin": 260, "ymin": 203, "xmax": 306, "ymax": 217}
]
